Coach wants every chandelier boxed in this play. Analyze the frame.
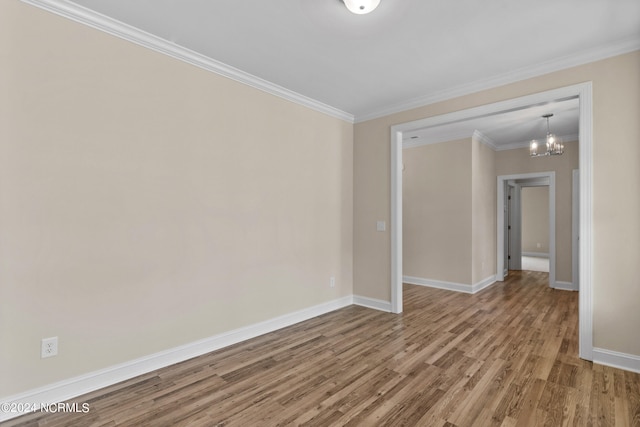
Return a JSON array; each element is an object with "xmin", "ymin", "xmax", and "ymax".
[
  {"xmin": 343, "ymin": 0, "xmax": 380, "ymax": 14},
  {"xmin": 530, "ymin": 114, "xmax": 564, "ymax": 157}
]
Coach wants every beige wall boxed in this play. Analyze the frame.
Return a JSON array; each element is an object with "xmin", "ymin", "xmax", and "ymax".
[
  {"xmin": 471, "ymin": 137, "xmax": 496, "ymax": 284},
  {"xmin": 402, "ymin": 136, "xmax": 496, "ymax": 287},
  {"xmin": 496, "ymin": 141, "xmax": 578, "ymax": 282},
  {"xmin": 354, "ymin": 51, "xmax": 640, "ymax": 356},
  {"xmin": 2, "ymin": 0, "xmax": 639, "ymax": 399},
  {"xmin": 0, "ymin": 1, "xmax": 353, "ymax": 396},
  {"xmin": 402, "ymin": 139, "xmax": 472, "ymax": 285},
  {"xmin": 521, "ymin": 186, "xmax": 550, "ymax": 254}
]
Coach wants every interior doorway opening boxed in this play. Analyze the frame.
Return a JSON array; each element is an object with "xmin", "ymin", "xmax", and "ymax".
[
  {"xmin": 390, "ymin": 82, "xmax": 593, "ymax": 360},
  {"xmin": 498, "ymin": 172, "xmax": 555, "ymax": 286},
  {"xmin": 519, "ymin": 185, "xmax": 550, "ymax": 273}
]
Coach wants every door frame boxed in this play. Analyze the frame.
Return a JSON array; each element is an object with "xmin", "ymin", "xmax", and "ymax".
[
  {"xmin": 507, "ymin": 181, "xmax": 522, "ymax": 272},
  {"xmin": 390, "ymin": 82, "xmax": 593, "ymax": 360},
  {"xmin": 497, "ymin": 172, "xmax": 556, "ymax": 286},
  {"xmin": 572, "ymin": 169, "xmax": 580, "ymax": 289}
]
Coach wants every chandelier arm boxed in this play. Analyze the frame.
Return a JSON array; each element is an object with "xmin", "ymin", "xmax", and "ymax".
[{"xmin": 530, "ymin": 113, "xmax": 563, "ymax": 157}]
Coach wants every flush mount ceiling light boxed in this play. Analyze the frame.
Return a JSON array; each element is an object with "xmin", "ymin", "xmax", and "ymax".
[
  {"xmin": 343, "ymin": 0, "xmax": 380, "ymax": 14},
  {"xmin": 530, "ymin": 114, "xmax": 564, "ymax": 157}
]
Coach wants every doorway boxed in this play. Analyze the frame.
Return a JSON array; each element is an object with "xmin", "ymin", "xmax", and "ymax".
[
  {"xmin": 520, "ymin": 185, "xmax": 550, "ymax": 273},
  {"xmin": 390, "ymin": 83, "xmax": 593, "ymax": 360},
  {"xmin": 498, "ymin": 173, "xmax": 555, "ymax": 286}
]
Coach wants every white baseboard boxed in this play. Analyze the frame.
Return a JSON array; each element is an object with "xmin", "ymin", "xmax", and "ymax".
[
  {"xmin": 472, "ymin": 275, "xmax": 497, "ymax": 293},
  {"xmin": 0, "ymin": 296, "xmax": 353, "ymax": 422},
  {"xmin": 403, "ymin": 275, "xmax": 497, "ymax": 294},
  {"xmin": 593, "ymin": 348, "xmax": 640, "ymax": 374},
  {"xmin": 522, "ymin": 252, "xmax": 549, "ymax": 258},
  {"xmin": 404, "ymin": 275, "xmax": 473, "ymax": 293},
  {"xmin": 554, "ymin": 281, "xmax": 579, "ymax": 291},
  {"xmin": 13, "ymin": 291, "xmax": 635, "ymax": 424},
  {"xmin": 353, "ymin": 295, "xmax": 392, "ymax": 312}
]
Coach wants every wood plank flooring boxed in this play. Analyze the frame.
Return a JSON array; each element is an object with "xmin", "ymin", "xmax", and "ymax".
[{"xmin": 3, "ymin": 271, "xmax": 639, "ymax": 426}]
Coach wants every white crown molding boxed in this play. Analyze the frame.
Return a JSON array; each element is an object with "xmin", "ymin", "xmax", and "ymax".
[
  {"xmin": 494, "ymin": 140, "xmax": 531, "ymax": 151},
  {"xmin": 20, "ymin": 0, "xmax": 637, "ymax": 126},
  {"xmin": 403, "ymin": 127, "xmax": 473, "ymax": 149},
  {"xmin": 404, "ymin": 130, "xmax": 578, "ymax": 152},
  {"xmin": 403, "ymin": 128, "xmax": 494, "ymax": 150},
  {"xmin": 356, "ymin": 38, "xmax": 640, "ymax": 123},
  {"xmin": 472, "ymin": 130, "xmax": 498, "ymax": 150},
  {"xmin": 19, "ymin": 0, "xmax": 355, "ymax": 123},
  {"xmin": 0, "ymin": 295, "xmax": 354, "ymax": 422}
]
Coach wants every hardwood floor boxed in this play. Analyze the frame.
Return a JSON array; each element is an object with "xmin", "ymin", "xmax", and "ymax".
[{"xmin": 4, "ymin": 271, "xmax": 639, "ymax": 426}]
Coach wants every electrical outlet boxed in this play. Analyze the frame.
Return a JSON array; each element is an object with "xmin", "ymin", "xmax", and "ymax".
[
  {"xmin": 41, "ymin": 337, "xmax": 58, "ymax": 358},
  {"xmin": 330, "ymin": 276, "xmax": 336, "ymax": 288}
]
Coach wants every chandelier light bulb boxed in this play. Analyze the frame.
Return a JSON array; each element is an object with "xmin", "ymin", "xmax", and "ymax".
[
  {"xmin": 343, "ymin": 0, "xmax": 381, "ymax": 14},
  {"xmin": 530, "ymin": 113, "xmax": 564, "ymax": 157}
]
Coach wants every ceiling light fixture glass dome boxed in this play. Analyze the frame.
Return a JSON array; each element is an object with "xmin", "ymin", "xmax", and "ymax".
[{"xmin": 343, "ymin": 0, "xmax": 380, "ymax": 14}]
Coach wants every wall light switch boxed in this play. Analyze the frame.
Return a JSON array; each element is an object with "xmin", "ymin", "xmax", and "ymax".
[{"xmin": 376, "ymin": 221, "xmax": 386, "ymax": 232}]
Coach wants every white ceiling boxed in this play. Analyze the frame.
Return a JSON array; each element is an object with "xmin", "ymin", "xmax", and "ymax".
[{"xmin": 65, "ymin": 0, "xmax": 640, "ymax": 122}]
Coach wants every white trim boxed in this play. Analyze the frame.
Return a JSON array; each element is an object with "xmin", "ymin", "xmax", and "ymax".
[
  {"xmin": 593, "ymin": 348, "xmax": 640, "ymax": 374},
  {"xmin": 18, "ymin": 0, "xmax": 638, "ymax": 124},
  {"xmin": 572, "ymin": 169, "xmax": 580, "ymax": 291},
  {"xmin": 0, "ymin": 296, "xmax": 353, "ymax": 422},
  {"xmin": 357, "ymin": 39, "xmax": 639, "ymax": 122},
  {"xmin": 19, "ymin": 0, "xmax": 354, "ymax": 123},
  {"xmin": 404, "ymin": 130, "xmax": 577, "ymax": 153},
  {"xmin": 498, "ymin": 171, "xmax": 556, "ymax": 287},
  {"xmin": 402, "ymin": 129, "xmax": 498, "ymax": 150},
  {"xmin": 404, "ymin": 276, "xmax": 473, "ymax": 293},
  {"xmin": 472, "ymin": 275, "xmax": 498, "ymax": 293},
  {"xmin": 554, "ymin": 281, "xmax": 578, "ymax": 291},
  {"xmin": 472, "ymin": 130, "xmax": 498, "ymax": 151},
  {"xmin": 391, "ymin": 82, "xmax": 594, "ymax": 362},
  {"xmin": 390, "ymin": 129, "xmax": 403, "ymax": 314},
  {"xmin": 403, "ymin": 275, "xmax": 496, "ymax": 294},
  {"xmin": 402, "ymin": 127, "xmax": 472, "ymax": 149},
  {"xmin": 508, "ymin": 183, "xmax": 524, "ymax": 271},
  {"xmin": 517, "ymin": 178, "xmax": 550, "ymax": 187},
  {"xmin": 353, "ymin": 295, "xmax": 392, "ymax": 312},
  {"xmin": 2, "ymin": 295, "xmax": 635, "ymax": 423},
  {"xmin": 522, "ymin": 252, "xmax": 550, "ymax": 258},
  {"xmin": 578, "ymin": 83, "xmax": 594, "ymax": 361}
]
